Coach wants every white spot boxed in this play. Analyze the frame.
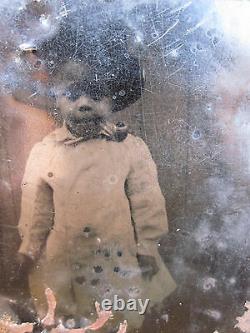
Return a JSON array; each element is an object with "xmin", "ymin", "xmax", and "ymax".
[
  {"xmin": 216, "ymin": 241, "xmax": 227, "ymax": 250},
  {"xmin": 19, "ymin": 42, "xmax": 37, "ymax": 52},
  {"xmin": 206, "ymin": 103, "xmax": 213, "ymax": 112},
  {"xmin": 229, "ymin": 277, "xmax": 236, "ymax": 285},
  {"xmin": 202, "ymin": 277, "xmax": 217, "ymax": 291},
  {"xmin": 119, "ymin": 90, "xmax": 126, "ymax": 96},
  {"xmin": 204, "ymin": 309, "xmax": 222, "ymax": 321},
  {"xmin": 206, "ymin": 208, "xmax": 214, "ymax": 215},
  {"xmin": 161, "ymin": 313, "xmax": 169, "ymax": 323},
  {"xmin": 135, "ymin": 34, "xmax": 143, "ymax": 43},
  {"xmin": 65, "ymin": 318, "xmax": 76, "ymax": 329},
  {"xmin": 40, "ymin": 15, "xmax": 51, "ymax": 30},
  {"xmin": 215, "ymin": 0, "xmax": 250, "ymax": 46},
  {"xmin": 170, "ymin": 49, "xmax": 179, "ymax": 58},
  {"xmin": 14, "ymin": 56, "xmax": 21, "ymax": 64}
]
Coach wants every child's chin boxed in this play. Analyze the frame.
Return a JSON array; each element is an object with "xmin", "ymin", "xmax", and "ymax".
[{"xmin": 66, "ymin": 116, "xmax": 103, "ymax": 137}]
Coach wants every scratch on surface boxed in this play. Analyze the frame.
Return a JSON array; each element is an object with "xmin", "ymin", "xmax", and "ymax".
[
  {"xmin": 167, "ymin": 65, "xmax": 184, "ymax": 78},
  {"xmin": 235, "ymin": 301, "xmax": 250, "ymax": 333},
  {"xmin": 28, "ymin": 92, "xmax": 37, "ymax": 99},
  {"xmin": 168, "ymin": 1, "xmax": 193, "ymax": 16},
  {"xmin": 167, "ymin": 81, "xmax": 185, "ymax": 90},
  {"xmin": 198, "ymin": 149, "xmax": 224, "ymax": 164},
  {"xmin": 185, "ymin": 16, "xmax": 210, "ymax": 35},
  {"xmin": 164, "ymin": 43, "xmax": 184, "ymax": 58},
  {"xmin": 59, "ymin": 4, "xmax": 71, "ymax": 18},
  {"xmin": 174, "ymin": 118, "xmax": 191, "ymax": 128},
  {"xmin": 155, "ymin": 8, "xmax": 168, "ymax": 17},
  {"xmin": 147, "ymin": 20, "xmax": 179, "ymax": 47},
  {"xmin": 144, "ymin": 88, "xmax": 156, "ymax": 95},
  {"xmin": 156, "ymin": 1, "xmax": 192, "ymax": 17}
]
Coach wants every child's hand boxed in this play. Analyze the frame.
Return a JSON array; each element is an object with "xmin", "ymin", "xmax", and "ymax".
[{"xmin": 136, "ymin": 254, "xmax": 159, "ymax": 281}]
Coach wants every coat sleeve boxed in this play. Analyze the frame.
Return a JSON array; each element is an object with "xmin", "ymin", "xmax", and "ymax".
[
  {"xmin": 125, "ymin": 136, "xmax": 168, "ymax": 257},
  {"xmin": 18, "ymin": 142, "xmax": 54, "ymax": 261}
]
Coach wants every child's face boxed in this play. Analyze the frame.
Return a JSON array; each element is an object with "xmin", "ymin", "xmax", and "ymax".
[{"xmin": 57, "ymin": 94, "xmax": 112, "ymax": 125}]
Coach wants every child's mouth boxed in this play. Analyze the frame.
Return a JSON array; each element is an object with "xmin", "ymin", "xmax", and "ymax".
[{"xmin": 68, "ymin": 114, "xmax": 103, "ymax": 126}]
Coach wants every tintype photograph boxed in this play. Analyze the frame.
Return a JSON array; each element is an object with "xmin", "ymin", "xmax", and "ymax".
[{"xmin": 0, "ymin": 1, "xmax": 249, "ymax": 333}]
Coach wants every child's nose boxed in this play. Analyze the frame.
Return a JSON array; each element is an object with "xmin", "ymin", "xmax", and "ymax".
[{"xmin": 78, "ymin": 106, "xmax": 92, "ymax": 112}]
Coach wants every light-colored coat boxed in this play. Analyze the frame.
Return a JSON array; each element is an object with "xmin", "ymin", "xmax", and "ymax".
[{"xmin": 18, "ymin": 125, "xmax": 176, "ymax": 329}]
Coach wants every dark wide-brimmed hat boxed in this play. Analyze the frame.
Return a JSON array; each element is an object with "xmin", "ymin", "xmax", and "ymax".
[
  {"xmin": 59, "ymin": 54, "xmax": 145, "ymax": 112},
  {"xmin": 38, "ymin": 11, "xmax": 145, "ymax": 112}
]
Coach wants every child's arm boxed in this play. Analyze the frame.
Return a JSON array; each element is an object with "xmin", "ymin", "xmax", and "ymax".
[
  {"xmin": 18, "ymin": 142, "xmax": 54, "ymax": 263},
  {"xmin": 126, "ymin": 136, "xmax": 168, "ymax": 264}
]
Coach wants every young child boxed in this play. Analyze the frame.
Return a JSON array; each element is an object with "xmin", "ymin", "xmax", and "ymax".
[{"xmin": 16, "ymin": 20, "xmax": 176, "ymax": 333}]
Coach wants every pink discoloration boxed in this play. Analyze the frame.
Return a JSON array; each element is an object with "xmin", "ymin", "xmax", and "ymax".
[
  {"xmin": 41, "ymin": 288, "xmax": 57, "ymax": 327},
  {"xmin": 42, "ymin": 291, "xmax": 113, "ymax": 332},
  {"xmin": 84, "ymin": 302, "xmax": 113, "ymax": 331},
  {"xmin": 1, "ymin": 289, "xmax": 124, "ymax": 333},
  {"xmin": 0, "ymin": 321, "xmax": 34, "ymax": 333},
  {"xmin": 51, "ymin": 301, "xmax": 113, "ymax": 333},
  {"xmin": 235, "ymin": 301, "xmax": 250, "ymax": 333}
]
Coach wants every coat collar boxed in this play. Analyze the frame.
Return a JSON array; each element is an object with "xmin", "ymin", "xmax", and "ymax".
[
  {"xmin": 55, "ymin": 120, "xmax": 128, "ymax": 145},
  {"xmin": 55, "ymin": 122, "xmax": 77, "ymax": 143}
]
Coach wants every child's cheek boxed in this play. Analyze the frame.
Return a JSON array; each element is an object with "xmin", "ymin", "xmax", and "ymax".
[{"xmin": 95, "ymin": 102, "xmax": 112, "ymax": 118}]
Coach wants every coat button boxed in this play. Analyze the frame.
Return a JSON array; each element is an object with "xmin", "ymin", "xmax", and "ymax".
[
  {"xmin": 103, "ymin": 249, "xmax": 110, "ymax": 257},
  {"xmin": 116, "ymin": 121, "xmax": 126, "ymax": 128},
  {"xmin": 117, "ymin": 250, "xmax": 123, "ymax": 257},
  {"xmin": 83, "ymin": 227, "xmax": 91, "ymax": 237},
  {"xmin": 75, "ymin": 276, "xmax": 86, "ymax": 285},
  {"xmin": 91, "ymin": 279, "xmax": 100, "ymax": 286},
  {"xmin": 93, "ymin": 265, "xmax": 103, "ymax": 273}
]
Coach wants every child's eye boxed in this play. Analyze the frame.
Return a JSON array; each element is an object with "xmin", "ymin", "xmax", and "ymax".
[{"xmin": 63, "ymin": 90, "xmax": 80, "ymax": 102}]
